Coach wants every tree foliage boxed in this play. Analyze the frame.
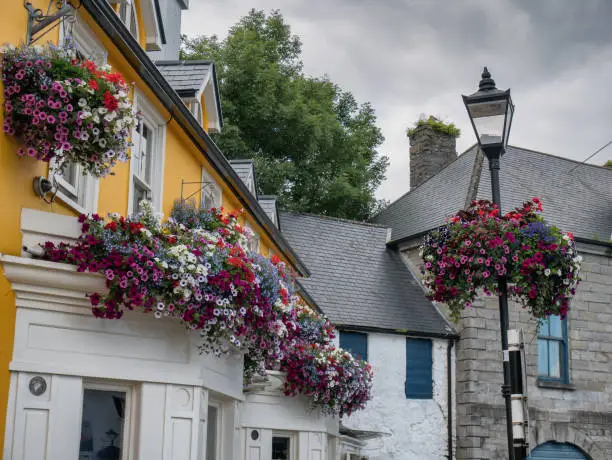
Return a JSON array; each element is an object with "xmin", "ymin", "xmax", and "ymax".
[{"xmin": 181, "ymin": 10, "xmax": 388, "ymax": 220}]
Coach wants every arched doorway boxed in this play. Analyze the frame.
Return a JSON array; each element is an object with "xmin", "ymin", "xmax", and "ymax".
[{"xmin": 528, "ymin": 441, "xmax": 589, "ymax": 459}]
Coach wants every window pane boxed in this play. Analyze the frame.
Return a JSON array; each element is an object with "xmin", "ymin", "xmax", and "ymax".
[
  {"xmin": 549, "ymin": 315, "xmax": 562, "ymax": 338},
  {"xmin": 548, "ymin": 341, "xmax": 561, "ymax": 378},
  {"xmin": 139, "ymin": 124, "xmax": 152, "ymax": 184},
  {"xmin": 63, "ymin": 162, "xmax": 79, "ymax": 188},
  {"xmin": 80, "ymin": 389, "xmax": 126, "ymax": 459},
  {"xmin": 537, "ymin": 339, "xmax": 549, "ymax": 376},
  {"xmin": 206, "ymin": 406, "xmax": 218, "ymax": 460},
  {"xmin": 272, "ymin": 437, "xmax": 290, "ymax": 460}
]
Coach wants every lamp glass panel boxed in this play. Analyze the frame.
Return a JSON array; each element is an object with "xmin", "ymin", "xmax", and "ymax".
[{"xmin": 467, "ymin": 100, "xmax": 508, "ymax": 146}]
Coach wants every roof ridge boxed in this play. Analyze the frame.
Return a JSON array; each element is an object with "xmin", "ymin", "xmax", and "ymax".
[
  {"xmin": 507, "ymin": 145, "xmax": 612, "ymax": 172},
  {"xmin": 156, "ymin": 60, "xmax": 214, "ymax": 66},
  {"xmin": 280, "ymin": 211, "xmax": 389, "ymax": 229}
]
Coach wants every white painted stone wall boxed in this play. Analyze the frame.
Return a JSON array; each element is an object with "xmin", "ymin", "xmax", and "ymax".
[{"xmin": 341, "ymin": 333, "xmax": 455, "ymax": 460}]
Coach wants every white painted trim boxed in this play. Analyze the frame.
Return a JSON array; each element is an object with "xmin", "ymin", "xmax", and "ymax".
[
  {"xmin": 127, "ymin": 89, "xmax": 166, "ymax": 215},
  {"xmin": 203, "ymin": 80, "xmax": 222, "ymax": 133}
]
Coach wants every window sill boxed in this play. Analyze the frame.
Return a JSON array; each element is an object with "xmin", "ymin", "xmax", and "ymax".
[{"xmin": 537, "ymin": 379, "xmax": 575, "ymax": 391}]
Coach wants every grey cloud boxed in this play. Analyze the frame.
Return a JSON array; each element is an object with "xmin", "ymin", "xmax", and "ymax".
[{"xmin": 183, "ymin": 0, "xmax": 612, "ymax": 201}]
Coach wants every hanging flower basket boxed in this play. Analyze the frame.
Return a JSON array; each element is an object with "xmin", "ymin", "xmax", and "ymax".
[
  {"xmin": 1, "ymin": 43, "xmax": 137, "ymax": 177},
  {"xmin": 421, "ymin": 198, "xmax": 581, "ymax": 320},
  {"xmin": 281, "ymin": 343, "xmax": 373, "ymax": 417}
]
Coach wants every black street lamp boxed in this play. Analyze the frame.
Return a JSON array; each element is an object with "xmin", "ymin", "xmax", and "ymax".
[{"xmin": 463, "ymin": 68, "xmax": 526, "ymax": 460}]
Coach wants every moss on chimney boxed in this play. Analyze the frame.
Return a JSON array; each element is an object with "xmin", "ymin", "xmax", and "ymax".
[{"xmin": 407, "ymin": 116, "xmax": 460, "ymax": 138}]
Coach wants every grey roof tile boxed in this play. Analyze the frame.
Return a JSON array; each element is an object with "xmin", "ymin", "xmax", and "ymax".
[
  {"xmin": 373, "ymin": 146, "xmax": 612, "ymax": 242},
  {"xmin": 156, "ymin": 60, "xmax": 213, "ymax": 93},
  {"xmin": 279, "ymin": 212, "xmax": 452, "ymax": 335}
]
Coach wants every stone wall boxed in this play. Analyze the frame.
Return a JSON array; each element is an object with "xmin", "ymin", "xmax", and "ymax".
[
  {"xmin": 409, "ymin": 124, "xmax": 457, "ymax": 190},
  {"xmin": 341, "ymin": 333, "xmax": 454, "ymax": 460},
  {"xmin": 400, "ymin": 240, "xmax": 612, "ymax": 460}
]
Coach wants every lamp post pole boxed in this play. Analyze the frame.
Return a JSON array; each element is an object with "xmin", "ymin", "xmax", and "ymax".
[
  {"xmin": 463, "ymin": 68, "xmax": 527, "ymax": 460},
  {"xmin": 485, "ymin": 149, "xmax": 516, "ymax": 460}
]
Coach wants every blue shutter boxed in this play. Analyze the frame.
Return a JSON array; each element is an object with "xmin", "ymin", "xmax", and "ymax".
[
  {"xmin": 527, "ymin": 442, "xmax": 587, "ymax": 459},
  {"xmin": 405, "ymin": 338, "xmax": 433, "ymax": 399},
  {"xmin": 339, "ymin": 332, "xmax": 368, "ymax": 361}
]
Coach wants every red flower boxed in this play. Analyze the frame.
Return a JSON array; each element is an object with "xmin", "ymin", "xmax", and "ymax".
[
  {"xmin": 105, "ymin": 72, "xmax": 125, "ymax": 86},
  {"xmin": 88, "ymin": 79, "xmax": 99, "ymax": 90},
  {"xmin": 270, "ymin": 255, "xmax": 281, "ymax": 265},
  {"xmin": 227, "ymin": 257, "xmax": 244, "ymax": 268},
  {"xmin": 103, "ymin": 91, "xmax": 118, "ymax": 111},
  {"xmin": 104, "ymin": 221, "xmax": 118, "ymax": 231}
]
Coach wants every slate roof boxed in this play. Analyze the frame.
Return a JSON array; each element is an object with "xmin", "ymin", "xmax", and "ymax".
[
  {"xmin": 156, "ymin": 60, "xmax": 214, "ymax": 95},
  {"xmin": 373, "ymin": 146, "xmax": 612, "ymax": 243},
  {"xmin": 279, "ymin": 212, "xmax": 452, "ymax": 336}
]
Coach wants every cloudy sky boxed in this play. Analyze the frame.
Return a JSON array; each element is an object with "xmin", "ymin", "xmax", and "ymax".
[{"xmin": 182, "ymin": 0, "xmax": 612, "ymax": 201}]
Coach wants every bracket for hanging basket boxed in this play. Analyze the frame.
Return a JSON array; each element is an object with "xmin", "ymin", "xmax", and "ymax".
[{"xmin": 25, "ymin": 0, "xmax": 75, "ymax": 45}]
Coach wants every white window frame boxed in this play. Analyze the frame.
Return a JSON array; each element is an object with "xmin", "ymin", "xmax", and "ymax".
[
  {"xmin": 51, "ymin": 16, "xmax": 105, "ymax": 214},
  {"xmin": 128, "ymin": 90, "xmax": 166, "ymax": 216},
  {"xmin": 200, "ymin": 167, "xmax": 222, "ymax": 210},
  {"xmin": 81, "ymin": 380, "xmax": 138, "ymax": 460},
  {"xmin": 109, "ymin": 0, "xmax": 140, "ymax": 40},
  {"xmin": 272, "ymin": 431, "xmax": 297, "ymax": 460}
]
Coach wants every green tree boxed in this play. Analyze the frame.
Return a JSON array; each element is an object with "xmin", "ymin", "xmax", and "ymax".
[{"xmin": 182, "ymin": 10, "xmax": 388, "ymax": 220}]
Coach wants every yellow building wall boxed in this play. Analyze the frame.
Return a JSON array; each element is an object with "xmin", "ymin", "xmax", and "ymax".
[{"xmin": 0, "ymin": 1, "xmax": 285, "ymax": 450}]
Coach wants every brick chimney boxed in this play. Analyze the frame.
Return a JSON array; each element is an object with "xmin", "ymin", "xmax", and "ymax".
[{"xmin": 408, "ymin": 117, "xmax": 458, "ymax": 189}]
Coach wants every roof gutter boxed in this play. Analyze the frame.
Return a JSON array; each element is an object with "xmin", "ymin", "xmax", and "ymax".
[
  {"xmin": 79, "ymin": 0, "xmax": 309, "ymax": 276},
  {"xmin": 575, "ymin": 236, "xmax": 612, "ymax": 249},
  {"xmin": 337, "ymin": 324, "xmax": 459, "ymax": 340}
]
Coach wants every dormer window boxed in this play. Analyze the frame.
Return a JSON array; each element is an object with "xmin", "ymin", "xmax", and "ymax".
[{"xmin": 109, "ymin": 0, "xmax": 139, "ymax": 39}]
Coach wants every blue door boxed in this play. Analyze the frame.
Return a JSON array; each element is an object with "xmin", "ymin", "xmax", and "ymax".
[{"xmin": 528, "ymin": 442, "xmax": 588, "ymax": 459}]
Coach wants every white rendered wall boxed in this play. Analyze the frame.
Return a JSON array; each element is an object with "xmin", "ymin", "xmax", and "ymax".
[{"xmin": 341, "ymin": 333, "xmax": 455, "ymax": 460}]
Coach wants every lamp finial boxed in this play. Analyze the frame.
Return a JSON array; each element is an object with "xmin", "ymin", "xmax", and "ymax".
[{"xmin": 479, "ymin": 67, "xmax": 496, "ymax": 91}]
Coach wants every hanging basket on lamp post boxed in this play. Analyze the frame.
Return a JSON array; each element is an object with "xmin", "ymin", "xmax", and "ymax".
[{"xmin": 421, "ymin": 198, "xmax": 581, "ymax": 321}]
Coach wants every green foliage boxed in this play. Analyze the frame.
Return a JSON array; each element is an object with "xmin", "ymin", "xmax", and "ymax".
[
  {"xmin": 181, "ymin": 10, "xmax": 389, "ymax": 220},
  {"xmin": 407, "ymin": 116, "xmax": 460, "ymax": 138},
  {"xmin": 604, "ymin": 160, "xmax": 612, "ymax": 169}
]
